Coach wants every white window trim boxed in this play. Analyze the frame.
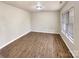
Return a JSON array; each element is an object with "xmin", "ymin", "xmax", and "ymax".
[{"xmin": 61, "ymin": 7, "xmax": 74, "ymax": 44}]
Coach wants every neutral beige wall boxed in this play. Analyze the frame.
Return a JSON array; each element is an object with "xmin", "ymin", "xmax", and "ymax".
[
  {"xmin": 31, "ymin": 12, "xmax": 60, "ymax": 34},
  {"xmin": 0, "ymin": 2, "xmax": 31, "ymax": 48},
  {"xmin": 60, "ymin": 1, "xmax": 79, "ymax": 57}
]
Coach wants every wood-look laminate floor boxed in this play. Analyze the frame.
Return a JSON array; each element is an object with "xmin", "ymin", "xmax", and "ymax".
[{"xmin": 0, "ymin": 32, "xmax": 73, "ymax": 58}]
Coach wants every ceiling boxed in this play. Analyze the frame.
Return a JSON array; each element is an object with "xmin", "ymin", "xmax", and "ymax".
[{"xmin": 2, "ymin": 1, "xmax": 66, "ymax": 12}]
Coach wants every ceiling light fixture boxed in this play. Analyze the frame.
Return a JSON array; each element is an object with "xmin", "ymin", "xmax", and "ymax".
[{"xmin": 35, "ymin": 2, "xmax": 43, "ymax": 10}]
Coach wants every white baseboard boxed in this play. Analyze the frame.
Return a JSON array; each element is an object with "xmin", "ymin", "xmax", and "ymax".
[
  {"xmin": 0, "ymin": 30, "xmax": 31, "ymax": 49},
  {"xmin": 60, "ymin": 33, "xmax": 75, "ymax": 57},
  {"xmin": 32, "ymin": 30, "xmax": 59, "ymax": 34}
]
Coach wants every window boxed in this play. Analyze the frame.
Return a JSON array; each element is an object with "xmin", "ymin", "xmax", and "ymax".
[{"xmin": 61, "ymin": 7, "xmax": 74, "ymax": 43}]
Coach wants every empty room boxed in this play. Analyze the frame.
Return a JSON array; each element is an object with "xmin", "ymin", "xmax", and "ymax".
[{"xmin": 0, "ymin": 1, "xmax": 79, "ymax": 58}]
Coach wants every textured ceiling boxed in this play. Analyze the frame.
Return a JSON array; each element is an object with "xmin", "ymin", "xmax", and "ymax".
[{"xmin": 2, "ymin": 1, "xmax": 66, "ymax": 12}]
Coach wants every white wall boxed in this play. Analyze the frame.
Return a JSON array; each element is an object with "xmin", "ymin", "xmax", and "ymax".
[
  {"xmin": 31, "ymin": 12, "xmax": 60, "ymax": 34},
  {"xmin": 60, "ymin": 1, "xmax": 79, "ymax": 57},
  {"xmin": 0, "ymin": 2, "xmax": 31, "ymax": 49}
]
